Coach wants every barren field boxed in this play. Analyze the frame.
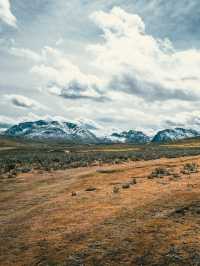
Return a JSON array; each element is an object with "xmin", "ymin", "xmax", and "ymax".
[{"xmin": 1, "ymin": 154, "xmax": 200, "ymax": 265}]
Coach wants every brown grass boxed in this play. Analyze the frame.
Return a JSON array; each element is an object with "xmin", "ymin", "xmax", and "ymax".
[{"xmin": 1, "ymin": 155, "xmax": 200, "ymax": 265}]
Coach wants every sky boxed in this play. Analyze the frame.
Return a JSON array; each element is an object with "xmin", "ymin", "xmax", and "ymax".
[{"xmin": 1, "ymin": 0, "xmax": 200, "ymax": 135}]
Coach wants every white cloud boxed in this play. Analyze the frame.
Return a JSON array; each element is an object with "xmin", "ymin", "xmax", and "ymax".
[
  {"xmin": 4, "ymin": 6, "xmax": 200, "ymax": 134},
  {"xmin": 0, "ymin": 0, "xmax": 16, "ymax": 27},
  {"xmin": 55, "ymin": 38, "xmax": 64, "ymax": 46},
  {"xmin": 9, "ymin": 47, "xmax": 41, "ymax": 62},
  {"xmin": 89, "ymin": 7, "xmax": 200, "ymax": 102},
  {"xmin": 31, "ymin": 46, "xmax": 106, "ymax": 100},
  {"xmin": 9, "ymin": 45, "xmax": 103, "ymax": 100}
]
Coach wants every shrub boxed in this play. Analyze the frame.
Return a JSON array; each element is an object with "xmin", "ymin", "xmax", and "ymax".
[
  {"xmin": 149, "ymin": 167, "xmax": 171, "ymax": 179},
  {"xmin": 182, "ymin": 163, "xmax": 198, "ymax": 174},
  {"xmin": 113, "ymin": 186, "xmax": 120, "ymax": 193}
]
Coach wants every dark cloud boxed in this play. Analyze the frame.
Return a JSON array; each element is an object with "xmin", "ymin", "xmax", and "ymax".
[
  {"xmin": 60, "ymin": 93, "xmax": 109, "ymax": 102},
  {"xmin": 49, "ymin": 81, "xmax": 109, "ymax": 102},
  {"xmin": 11, "ymin": 98, "xmax": 30, "ymax": 108},
  {"xmin": 110, "ymin": 74, "xmax": 200, "ymax": 102}
]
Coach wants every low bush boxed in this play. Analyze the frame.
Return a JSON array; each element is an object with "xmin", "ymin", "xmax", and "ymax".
[
  {"xmin": 182, "ymin": 163, "xmax": 198, "ymax": 174},
  {"xmin": 113, "ymin": 186, "xmax": 120, "ymax": 193},
  {"xmin": 148, "ymin": 167, "xmax": 171, "ymax": 179}
]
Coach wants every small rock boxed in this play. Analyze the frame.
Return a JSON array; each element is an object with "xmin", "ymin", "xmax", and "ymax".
[
  {"xmin": 122, "ymin": 183, "xmax": 130, "ymax": 189},
  {"xmin": 85, "ymin": 187, "xmax": 96, "ymax": 192},
  {"xmin": 130, "ymin": 178, "xmax": 137, "ymax": 185},
  {"xmin": 71, "ymin": 191, "xmax": 77, "ymax": 197}
]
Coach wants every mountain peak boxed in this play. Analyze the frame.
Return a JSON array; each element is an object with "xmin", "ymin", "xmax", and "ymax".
[
  {"xmin": 152, "ymin": 128, "xmax": 200, "ymax": 143},
  {"xmin": 5, "ymin": 120, "xmax": 98, "ymax": 143},
  {"xmin": 110, "ymin": 129, "xmax": 150, "ymax": 144}
]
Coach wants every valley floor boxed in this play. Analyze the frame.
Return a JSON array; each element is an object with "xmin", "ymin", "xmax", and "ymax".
[{"xmin": 1, "ymin": 155, "xmax": 200, "ymax": 265}]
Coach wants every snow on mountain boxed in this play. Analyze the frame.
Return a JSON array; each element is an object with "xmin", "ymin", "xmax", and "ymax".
[
  {"xmin": 108, "ymin": 130, "xmax": 150, "ymax": 144},
  {"xmin": 152, "ymin": 128, "xmax": 200, "ymax": 142},
  {"xmin": 4, "ymin": 120, "xmax": 99, "ymax": 143},
  {"xmin": 4, "ymin": 121, "xmax": 200, "ymax": 144}
]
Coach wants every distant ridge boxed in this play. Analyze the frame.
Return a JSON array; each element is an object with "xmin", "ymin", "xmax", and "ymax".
[
  {"xmin": 152, "ymin": 128, "xmax": 200, "ymax": 143},
  {"xmin": 3, "ymin": 120, "xmax": 200, "ymax": 144},
  {"xmin": 109, "ymin": 130, "xmax": 150, "ymax": 144}
]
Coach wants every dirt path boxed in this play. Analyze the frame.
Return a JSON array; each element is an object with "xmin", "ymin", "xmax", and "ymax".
[{"xmin": 1, "ymin": 155, "xmax": 200, "ymax": 265}]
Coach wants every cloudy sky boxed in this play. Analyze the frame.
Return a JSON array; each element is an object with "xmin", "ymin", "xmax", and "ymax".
[{"xmin": 1, "ymin": 0, "xmax": 200, "ymax": 134}]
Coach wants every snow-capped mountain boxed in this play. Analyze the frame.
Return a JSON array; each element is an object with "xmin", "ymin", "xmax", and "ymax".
[
  {"xmin": 3, "ymin": 121, "xmax": 200, "ymax": 144},
  {"xmin": 152, "ymin": 128, "xmax": 200, "ymax": 143},
  {"xmin": 4, "ymin": 120, "xmax": 99, "ymax": 143},
  {"xmin": 109, "ymin": 130, "xmax": 150, "ymax": 144}
]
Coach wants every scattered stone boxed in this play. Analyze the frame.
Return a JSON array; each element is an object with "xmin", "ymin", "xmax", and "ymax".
[
  {"xmin": 148, "ymin": 175, "xmax": 154, "ymax": 180},
  {"xmin": 122, "ymin": 183, "xmax": 130, "ymax": 189},
  {"xmin": 130, "ymin": 178, "xmax": 137, "ymax": 185},
  {"xmin": 85, "ymin": 187, "xmax": 96, "ymax": 192}
]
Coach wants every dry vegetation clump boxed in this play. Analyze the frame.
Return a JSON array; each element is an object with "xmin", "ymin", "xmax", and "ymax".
[
  {"xmin": 148, "ymin": 167, "xmax": 171, "ymax": 179},
  {"xmin": 182, "ymin": 163, "xmax": 198, "ymax": 174},
  {"xmin": 2, "ymin": 137, "xmax": 200, "ymax": 177},
  {"xmin": 113, "ymin": 186, "xmax": 120, "ymax": 193}
]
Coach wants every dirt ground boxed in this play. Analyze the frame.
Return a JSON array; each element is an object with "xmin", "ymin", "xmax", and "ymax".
[{"xmin": 1, "ymin": 155, "xmax": 200, "ymax": 265}]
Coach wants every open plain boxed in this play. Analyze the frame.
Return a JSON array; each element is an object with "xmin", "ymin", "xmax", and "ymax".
[{"xmin": 1, "ymin": 139, "xmax": 200, "ymax": 265}]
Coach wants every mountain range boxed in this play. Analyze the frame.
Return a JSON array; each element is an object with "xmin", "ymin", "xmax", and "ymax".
[
  {"xmin": 4, "ymin": 120, "xmax": 98, "ymax": 144},
  {"xmin": 3, "ymin": 120, "xmax": 200, "ymax": 144}
]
